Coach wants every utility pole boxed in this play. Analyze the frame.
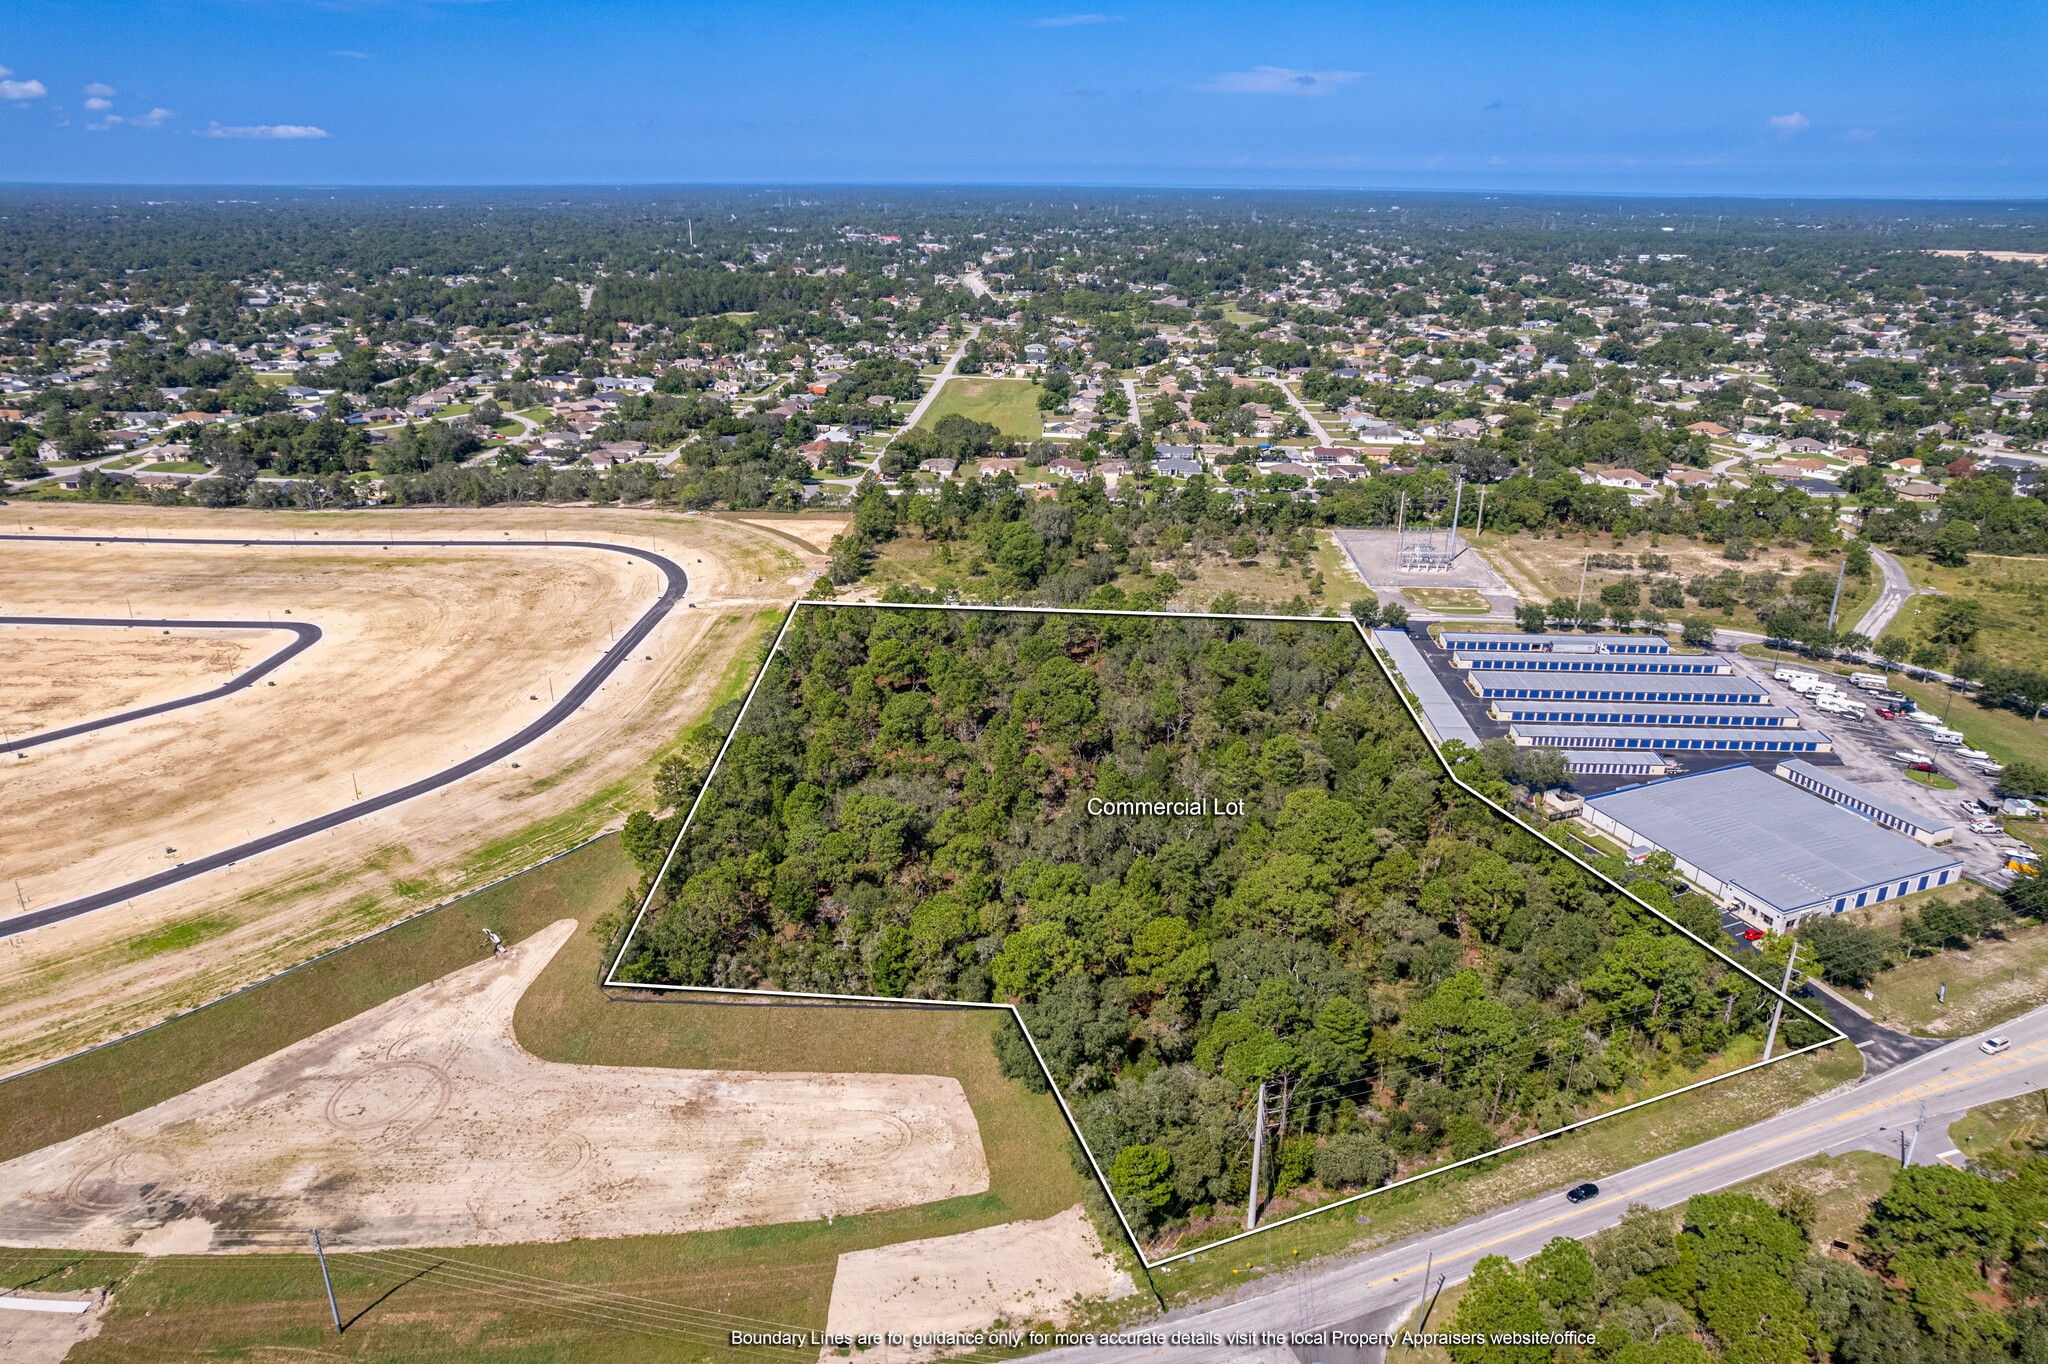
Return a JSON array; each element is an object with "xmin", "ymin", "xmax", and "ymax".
[
  {"xmin": 311, "ymin": 1228, "xmax": 341, "ymax": 1334},
  {"xmin": 1473, "ymin": 485, "xmax": 1487, "ymax": 544},
  {"xmin": 1763, "ymin": 938, "xmax": 1801, "ymax": 1062},
  {"xmin": 1245, "ymin": 1081, "xmax": 1267, "ymax": 1231},
  {"xmin": 1577, "ymin": 551, "xmax": 1590, "ymax": 610},
  {"xmin": 1903, "ymin": 1101, "xmax": 1928, "ymax": 1167},
  {"xmin": 1413, "ymin": 1252, "xmax": 1436, "ymax": 1332},
  {"xmin": 1826, "ymin": 553, "xmax": 1848, "ymax": 632},
  {"xmin": 1447, "ymin": 476, "xmax": 1465, "ymax": 563}
]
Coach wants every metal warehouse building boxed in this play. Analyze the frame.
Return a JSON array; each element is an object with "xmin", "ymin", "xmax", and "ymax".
[
  {"xmin": 1775, "ymin": 760, "xmax": 1955, "ymax": 846},
  {"xmin": 1454, "ymin": 654, "xmax": 1733, "ymax": 674},
  {"xmin": 1561, "ymin": 749, "xmax": 1677, "ymax": 777},
  {"xmin": 1489, "ymin": 701, "xmax": 1801, "ymax": 728},
  {"xmin": 1467, "ymin": 672, "xmax": 1770, "ymax": 704},
  {"xmin": 1583, "ymin": 764, "xmax": 1965, "ymax": 932},
  {"xmin": 1508, "ymin": 725, "xmax": 1833, "ymax": 754},
  {"xmin": 1439, "ymin": 632, "xmax": 1670, "ymax": 655}
]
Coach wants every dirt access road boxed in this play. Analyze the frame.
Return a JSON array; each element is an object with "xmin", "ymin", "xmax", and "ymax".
[
  {"xmin": 0, "ymin": 919, "xmax": 990, "ymax": 1252},
  {"xmin": 0, "ymin": 504, "xmax": 830, "ymax": 1074}
]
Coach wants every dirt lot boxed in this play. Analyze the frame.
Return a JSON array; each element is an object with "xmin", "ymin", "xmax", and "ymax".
[
  {"xmin": 0, "ymin": 919, "xmax": 989, "ymax": 1252},
  {"xmin": 820, "ymin": 1205, "xmax": 1133, "ymax": 1361},
  {"xmin": 0, "ymin": 504, "xmax": 817, "ymax": 1075},
  {"xmin": 1474, "ymin": 530, "xmax": 1875, "ymax": 631},
  {"xmin": 730, "ymin": 512, "xmax": 851, "ymax": 554},
  {"xmin": 0, "ymin": 624, "xmax": 266, "ymax": 739}
]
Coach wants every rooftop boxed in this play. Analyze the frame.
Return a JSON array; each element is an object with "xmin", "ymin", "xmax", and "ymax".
[
  {"xmin": 1586, "ymin": 764, "xmax": 1960, "ymax": 915},
  {"xmin": 1775, "ymin": 760, "xmax": 1955, "ymax": 839}
]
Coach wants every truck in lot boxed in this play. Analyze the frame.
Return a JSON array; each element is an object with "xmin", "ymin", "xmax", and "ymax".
[
  {"xmin": 1850, "ymin": 673, "xmax": 1886, "ymax": 690},
  {"xmin": 1816, "ymin": 695, "xmax": 1866, "ymax": 717}
]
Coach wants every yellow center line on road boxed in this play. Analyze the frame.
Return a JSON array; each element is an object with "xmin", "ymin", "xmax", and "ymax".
[
  {"xmin": 1092, "ymin": 1038, "xmax": 2048, "ymax": 1361},
  {"xmin": 1342, "ymin": 1038, "xmax": 2048, "ymax": 1294}
]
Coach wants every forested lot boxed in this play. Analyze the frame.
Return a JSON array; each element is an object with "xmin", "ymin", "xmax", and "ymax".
[
  {"xmin": 607, "ymin": 607, "xmax": 1824, "ymax": 1244},
  {"xmin": 1442, "ymin": 1156, "xmax": 2048, "ymax": 1364}
]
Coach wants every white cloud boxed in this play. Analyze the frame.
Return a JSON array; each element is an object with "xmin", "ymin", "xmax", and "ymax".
[
  {"xmin": 1030, "ymin": 12, "xmax": 1120, "ymax": 24},
  {"xmin": 0, "ymin": 78, "xmax": 48, "ymax": 101},
  {"xmin": 201, "ymin": 121, "xmax": 329, "ymax": 139},
  {"xmin": 90, "ymin": 106, "xmax": 171, "ymax": 132},
  {"xmin": 1768, "ymin": 111, "xmax": 1809, "ymax": 133},
  {"xmin": 85, "ymin": 96, "xmax": 112, "ymax": 111},
  {"xmin": 1199, "ymin": 66, "xmax": 1360, "ymax": 96},
  {"xmin": 84, "ymin": 82, "xmax": 115, "ymax": 97}
]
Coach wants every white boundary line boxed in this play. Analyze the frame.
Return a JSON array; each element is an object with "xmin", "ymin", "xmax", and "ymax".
[{"xmin": 601, "ymin": 600, "xmax": 1848, "ymax": 1271}]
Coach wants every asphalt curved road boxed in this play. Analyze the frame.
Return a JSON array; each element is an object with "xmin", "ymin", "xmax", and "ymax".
[
  {"xmin": 0, "ymin": 617, "xmax": 322, "ymax": 755},
  {"xmin": 0, "ymin": 533, "xmax": 687, "ymax": 939},
  {"xmin": 1854, "ymin": 543, "xmax": 1917, "ymax": 642}
]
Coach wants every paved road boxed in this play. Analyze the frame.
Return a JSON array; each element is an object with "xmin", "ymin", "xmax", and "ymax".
[
  {"xmin": 1713, "ymin": 908, "xmax": 1940, "ymax": 1072},
  {"xmin": 0, "ymin": 533, "xmax": 686, "ymax": 939},
  {"xmin": 1854, "ymin": 544, "xmax": 1916, "ymax": 642},
  {"xmin": 0, "ymin": 617, "xmax": 321, "ymax": 754},
  {"xmin": 1278, "ymin": 381, "xmax": 1334, "ymax": 446},
  {"xmin": 1044, "ymin": 1010, "xmax": 2048, "ymax": 1363},
  {"xmin": 893, "ymin": 326, "xmax": 979, "ymax": 439}
]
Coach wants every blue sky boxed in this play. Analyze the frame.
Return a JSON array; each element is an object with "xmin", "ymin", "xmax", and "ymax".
[{"xmin": 3, "ymin": 0, "xmax": 2046, "ymax": 196}]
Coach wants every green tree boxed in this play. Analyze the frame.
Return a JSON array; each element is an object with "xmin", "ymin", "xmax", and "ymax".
[
  {"xmin": 1108, "ymin": 1143, "xmax": 1174, "ymax": 1223},
  {"xmin": 1447, "ymin": 1256, "xmax": 1548, "ymax": 1363}
]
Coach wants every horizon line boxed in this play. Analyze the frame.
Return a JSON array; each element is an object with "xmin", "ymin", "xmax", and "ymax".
[{"xmin": 0, "ymin": 180, "xmax": 2045, "ymax": 206}]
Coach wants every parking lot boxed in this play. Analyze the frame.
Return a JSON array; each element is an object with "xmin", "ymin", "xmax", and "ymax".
[
  {"xmin": 1730, "ymin": 655, "xmax": 2023, "ymax": 890},
  {"xmin": 1387, "ymin": 628, "xmax": 2028, "ymax": 887}
]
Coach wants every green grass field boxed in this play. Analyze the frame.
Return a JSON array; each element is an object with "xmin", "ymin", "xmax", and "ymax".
[
  {"xmin": 919, "ymin": 377, "xmax": 1043, "ymax": 441},
  {"xmin": 1401, "ymin": 587, "xmax": 1492, "ymax": 614},
  {"xmin": 1859, "ymin": 919, "xmax": 2048, "ymax": 1037},
  {"xmin": 0, "ymin": 834, "xmax": 1105, "ymax": 1361},
  {"xmin": 1889, "ymin": 674, "xmax": 2048, "ymax": 771},
  {"xmin": 1882, "ymin": 552, "xmax": 2048, "ymax": 674}
]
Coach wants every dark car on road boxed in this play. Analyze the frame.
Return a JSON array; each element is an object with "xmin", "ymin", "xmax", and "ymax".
[{"xmin": 1566, "ymin": 1182, "xmax": 1600, "ymax": 1203}]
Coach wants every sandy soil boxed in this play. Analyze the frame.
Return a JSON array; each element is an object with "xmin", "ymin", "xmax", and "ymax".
[
  {"xmin": 0, "ymin": 504, "xmax": 822, "ymax": 1074},
  {"xmin": 0, "ymin": 625, "xmax": 271, "ymax": 741},
  {"xmin": 1927, "ymin": 249, "xmax": 2048, "ymax": 264},
  {"xmin": 0, "ymin": 1293, "xmax": 104, "ymax": 1364},
  {"xmin": 0, "ymin": 919, "xmax": 990, "ymax": 1251},
  {"xmin": 2, "ymin": 541, "xmax": 651, "ymax": 908},
  {"xmin": 819, "ymin": 1205, "xmax": 1133, "ymax": 1362},
  {"xmin": 732, "ymin": 513, "xmax": 851, "ymax": 554}
]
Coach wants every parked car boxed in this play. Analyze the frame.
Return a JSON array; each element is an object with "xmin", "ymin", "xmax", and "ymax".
[
  {"xmin": 1876, "ymin": 709, "xmax": 1899, "ymax": 719},
  {"xmin": 1741, "ymin": 928, "xmax": 1766, "ymax": 942},
  {"xmin": 1909, "ymin": 762, "xmax": 1938, "ymax": 774},
  {"xmin": 1982, "ymin": 1036, "xmax": 2012, "ymax": 1056},
  {"xmin": 1968, "ymin": 819, "xmax": 2002, "ymax": 835}
]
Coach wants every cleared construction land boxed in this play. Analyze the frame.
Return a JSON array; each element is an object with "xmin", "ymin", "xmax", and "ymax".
[
  {"xmin": 0, "ymin": 624, "xmax": 270, "ymax": 740},
  {"xmin": 0, "ymin": 504, "xmax": 816, "ymax": 1073},
  {"xmin": 0, "ymin": 919, "xmax": 990, "ymax": 1251},
  {"xmin": 0, "ymin": 837, "xmax": 1111, "ymax": 1362}
]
